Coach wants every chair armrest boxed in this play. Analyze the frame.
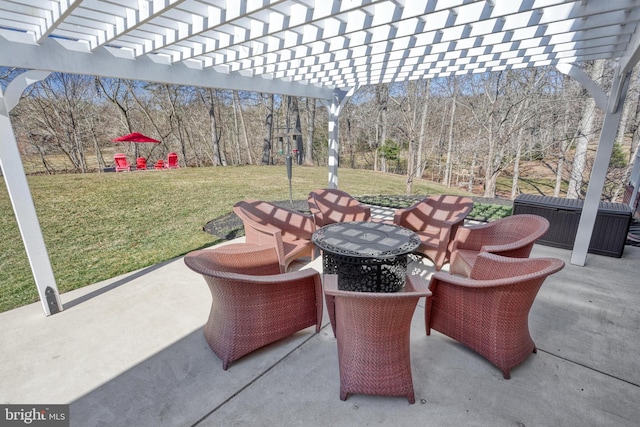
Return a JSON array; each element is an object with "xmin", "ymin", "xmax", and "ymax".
[
  {"xmin": 279, "ymin": 212, "xmax": 316, "ymax": 237},
  {"xmin": 430, "ymin": 271, "xmax": 524, "ymax": 290},
  {"xmin": 239, "ymin": 221, "xmax": 286, "ymax": 273},
  {"xmin": 480, "ymin": 238, "xmax": 532, "ymax": 254},
  {"xmin": 392, "ymin": 205, "xmax": 416, "ymax": 226},
  {"xmin": 451, "ymin": 223, "xmax": 493, "ymax": 251}
]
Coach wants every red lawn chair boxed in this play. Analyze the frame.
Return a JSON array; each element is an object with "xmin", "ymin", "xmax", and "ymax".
[
  {"xmin": 136, "ymin": 157, "xmax": 147, "ymax": 170},
  {"xmin": 114, "ymin": 153, "xmax": 131, "ymax": 172},
  {"xmin": 166, "ymin": 152, "xmax": 180, "ymax": 169}
]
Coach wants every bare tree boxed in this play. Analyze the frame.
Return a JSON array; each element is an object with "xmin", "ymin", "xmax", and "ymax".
[
  {"xmin": 415, "ymin": 79, "xmax": 431, "ymax": 180},
  {"xmin": 375, "ymin": 84, "xmax": 389, "ymax": 172},
  {"xmin": 290, "ymin": 96, "xmax": 304, "ymax": 165},
  {"xmin": 567, "ymin": 60, "xmax": 605, "ymax": 199},
  {"xmin": 261, "ymin": 93, "xmax": 274, "ymax": 165},
  {"xmin": 200, "ymin": 89, "xmax": 225, "ymax": 166},
  {"xmin": 18, "ymin": 73, "xmax": 101, "ymax": 172},
  {"xmin": 304, "ymin": 98, "xmax": 316, "ymax": 166},
  {"xmin": 233, "ymin": 91, "xmax": 253, "ymax": 165},
  {"xmin": 443, "ymin": 76, "xmax": 458, "ymax": 188}
]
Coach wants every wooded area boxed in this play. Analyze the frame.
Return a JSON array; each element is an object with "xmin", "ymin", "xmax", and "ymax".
[{"xmin": 4, "ymin": 59, "xmax": 639, "ymax": 201}]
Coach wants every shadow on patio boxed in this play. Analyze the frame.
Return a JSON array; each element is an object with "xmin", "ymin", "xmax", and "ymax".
[{"xmin": 1, "ymin": 240, "xmax": 639, "ymax": 426}]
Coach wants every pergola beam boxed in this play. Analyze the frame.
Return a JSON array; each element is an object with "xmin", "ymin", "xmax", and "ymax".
[{"xmin": 0, "ymin": 36, "xmax": 335, "ymax": 100}]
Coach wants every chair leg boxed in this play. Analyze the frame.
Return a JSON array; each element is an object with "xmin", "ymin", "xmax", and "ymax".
[{"xmin": 425, "ymin": 297, "xmax": 433, "ymax": 335}]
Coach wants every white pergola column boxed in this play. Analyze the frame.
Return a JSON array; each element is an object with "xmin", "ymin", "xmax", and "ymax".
[
  {"xmin": 557, "ymin": 63, "xmax": 632, "ymax": 266},
  {"xmin": 323, "ymin": 88, "xmax": 355, "ymax": 189},
  {"xmin": 0, "ymin": 70, "xmax": 62, "ymax": 316},
  {"xmin": 570, "ymin": 69, "xmax": 631, "ymax": 266}
]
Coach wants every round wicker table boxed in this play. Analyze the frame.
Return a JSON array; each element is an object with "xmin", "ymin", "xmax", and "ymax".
[{"xmin": 312, "ymin": 221, "xmax": 420, "ymax": 292}]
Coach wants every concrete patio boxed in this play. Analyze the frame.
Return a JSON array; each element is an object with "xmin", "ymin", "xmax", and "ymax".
[{"xmin": 1, "ymin": 232, "xmax": 639, "ymax": 426}]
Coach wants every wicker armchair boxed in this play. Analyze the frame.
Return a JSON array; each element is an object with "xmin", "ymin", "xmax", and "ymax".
[
  {"xmin": 307, "ymin": 189, "xmax": 371, "ymax": 227},
  {"xmin": 393, "ymin": 195, "xmax": 473, "ymax": 271},
  {"xmin": 324, "ymin": 274, "xmax": 431, "ymax": 403},
  {"xmin": 233, "ymin": 199, "xmax": 317, "ymax": 272},
  {"xmin": 449, "ymin": 214, "xmax": 550, "ymax": 277},
  {"xmin": 184, "ymin": 243, "xmax": 323, "ymax": 370},
  {"xmin": 426, "ymin": 252, "xmax": 564, "ymax": 379}
]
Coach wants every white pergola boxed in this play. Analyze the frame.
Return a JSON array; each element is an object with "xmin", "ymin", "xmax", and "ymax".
[{"xmin": 2, "ymin": 0, "xmax": 640, "ymax": 315}]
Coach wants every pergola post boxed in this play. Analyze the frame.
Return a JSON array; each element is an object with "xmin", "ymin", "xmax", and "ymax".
[
  {"xmin": 567, "ymin": 67, "xmax": 631, "ymax": 266},
  {"xmin": 324, "ymin": 88, "xmax": 355, "ymax": 189},
  {"xmin": 0, "ymin": 70, "xmax": 62, "ymax": 316}
]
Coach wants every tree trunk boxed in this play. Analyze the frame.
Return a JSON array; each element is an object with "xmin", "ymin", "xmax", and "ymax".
[
  {"xmin": 554, "ymin": 75, "xmax": 573, "ymax": 197},
  {"xmin": 290, "ymin": 96, "xmax": 303, "ymax": 165},
  {"xmin": 511, "ymin": 128, "xmax": 524, "ymax": 199},
  {"xmin": 568, "ymin": 59, "xmax": 604, "ymax": 199},
  {"xmin": 483, "ymin": 122, "xmax": 497, "ymax": 198},
  {"xmin": 376, "ymin": 84, "xmax": 389, "ymax": 172},
  {"xmin": 443, "ymin": 77, "xmax": 457, "ymax": 187},
  {"xmin": 304, "ymin": 98, "xmax": 316, "ymax": 166},
  {"xmin": 614, "ymin": 86, "xmax": 640, "ymax": 200},
  {"xmin": 416, "ymin": 79, "xmax": 431, "ymax": 179},
  {"xmin": 234, "ymin": 91, "xmax": 253, "ymax": 165},
  {"xmin": 262, "ymin": 93, "xmax": 274, "ymax": 165},
  {"xmin": 207, "ymin": 89, "xmax": 224, "ymax": 166}
]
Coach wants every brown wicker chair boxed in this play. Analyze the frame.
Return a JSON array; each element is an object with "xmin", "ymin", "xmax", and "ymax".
[
  {"xmin": 233, "ymin": 199, "xmax": 317, "ymax": 272},
  {"xmin": 307, "ymin": 188, "xmax": 371, "ymax": 227},
  {"xmin": 449, "ymin": 214, "xmax": 550, "ymax": 277},
  {"xmin": 184, "ymin": 243, "xmax": 323, "ymax": 370},
  {"xmin": 393, "ymin": 195, "xmax": 474, "ymax": 271},
  {"xmin": 324, "ymin": 274, "xmax": 431, "ymax": 403},
  {"xmin": 426, "ymin": 252, "xmax": 564, "ymax": 379}
]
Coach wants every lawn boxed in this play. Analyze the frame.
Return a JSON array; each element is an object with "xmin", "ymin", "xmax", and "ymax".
[{"xmin": 0, "ymin": 165, "xmax": 466, "ymax": 313}]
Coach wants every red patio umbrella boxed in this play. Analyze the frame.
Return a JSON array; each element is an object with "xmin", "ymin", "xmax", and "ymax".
[
  {"xmin": 112, "ymin": 132, "xmax": 160, "ymax": 143},
  {"xmin": 112, "ymin": 132, "xmax": 160, "ymax": 159}
]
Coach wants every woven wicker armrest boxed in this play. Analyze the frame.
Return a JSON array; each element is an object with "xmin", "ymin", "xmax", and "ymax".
[
  {"xmin": 184, "ymin": 244, "xmax": 282, "ymax": 276},
  {"xmin": 324, "ymin": 273, "xmax": 431, "ymax": 298},
  {"xmin": 432, "ymin": 270, "xmax": 552, "ymax": 290},
  {"xmin": 451, "ymin": 223, "xmax": 491, "ymax": 251},
  {"xmin": 470, "ymin": 252, "xmax": 565, "ymax": 280},
  {"xmin": 480, "ymin": 239, "xmax": 531, "ymax": 254}
]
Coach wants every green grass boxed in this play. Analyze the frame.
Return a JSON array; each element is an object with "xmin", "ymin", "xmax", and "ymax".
[{"xmin": 1, "ymin": 165, "xmax": 466, "ymax": 313}]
